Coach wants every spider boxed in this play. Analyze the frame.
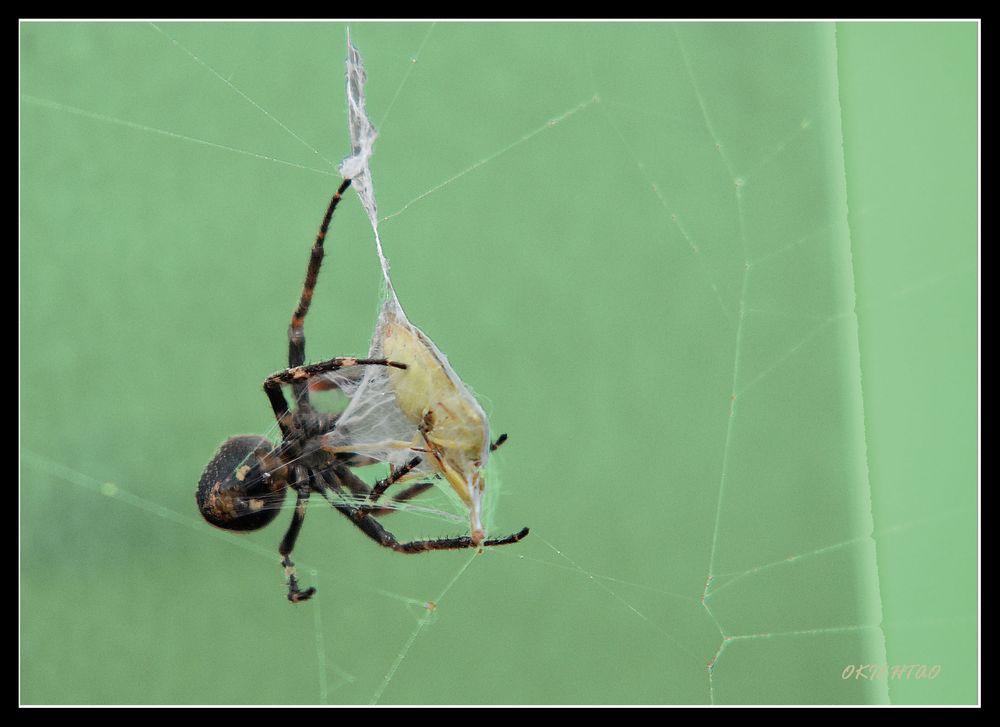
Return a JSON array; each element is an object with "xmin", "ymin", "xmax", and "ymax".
[{"xmin": 196, "ymin": 178, "xmax": 529, "ymax": 603}]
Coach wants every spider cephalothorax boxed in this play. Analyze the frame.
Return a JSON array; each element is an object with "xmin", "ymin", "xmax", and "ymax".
[{"xmin": 196, "ymin": 178, "xmax": 527, "ymax": 603}]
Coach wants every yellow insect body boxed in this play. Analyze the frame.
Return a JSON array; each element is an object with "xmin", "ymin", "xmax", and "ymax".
[{"xmin": 381, "ymin": 309, "xmax": 490, "ymax": 545}]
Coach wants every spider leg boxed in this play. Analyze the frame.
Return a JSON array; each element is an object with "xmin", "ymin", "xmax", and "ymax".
[
  {"xmin": 370, "ymin": 481, "xmax": 436, "ymax": 517},
  {"xmin": 288, "ymin": 178, "xmax": 352, "ymax": 406},
  {"xmin": 323, "ymin": 467, "xmax": 528, "ymax": 553},
  {"xmin": 264, "ymin": 382, "xmax": 294, "ymax": 438},
  {"xmin": 262, "ymin": 356, "xmax": 406, "ymax": 436},
  {"xmin": 323, "ymin": 463, "xmax": 370, "ymax": 499},
  {"xmin": 367, "ymin": 456, "xmax": 422, "ymax": 505},
  {"xmin": 329, "ymin": 463, "xmax": 435, "ymax": 517},
  {"xmin": 266, "ymin": 357, "xmax": 406, "ymax": 389},
  {"xmin": 279, "ymin": 480, "xmax": 316, "ymax": 603}
]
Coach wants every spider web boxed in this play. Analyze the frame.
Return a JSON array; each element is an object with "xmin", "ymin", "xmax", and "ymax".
[{"xmin": 20, "ymin": 21, "xmax": 978, "ymax": 705}]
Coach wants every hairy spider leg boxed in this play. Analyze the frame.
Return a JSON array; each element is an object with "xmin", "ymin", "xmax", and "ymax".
[
  {"xmin": 288, "ymin": 177, "xmax": 353, "ymax": 407},
  {"xmin": 327, "ymin": 435, "xmax": 508, "ymax": 515},
  {"xmin": 279, "ymin": 481, "xmax": 316, "ymax": 603},
  {"xmin": 314, "ymin": 462, "xmax": 434, "ymax": 517},
  {"xmin": 366, "ymin": 456, "xmax": 423, "ymax": 505},
  {"xmin": 262, "ymin": 356, "xmax": 406, "ymax": 437},
  {"xmin": 317, "ymin": 466, "xmax": 529, "ymax": 553}
]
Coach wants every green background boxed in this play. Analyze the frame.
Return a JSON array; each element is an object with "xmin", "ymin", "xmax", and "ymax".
[{"xmin": 20, "ymin": 22, "xmax": 978, "ymax": 704}]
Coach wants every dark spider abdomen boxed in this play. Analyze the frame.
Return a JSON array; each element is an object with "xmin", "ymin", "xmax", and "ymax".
[{"xmin": 196, "ymin": 435, "xmax": 285, "ymax": 532}]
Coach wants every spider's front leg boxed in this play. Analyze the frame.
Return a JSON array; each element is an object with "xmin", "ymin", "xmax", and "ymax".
[
  {"xmin": 287, "ymin": 178, "xmax": 352, "ymax": 406},
  {"xmin": 262, "ymin": 357, "xmax": 406, "ymax": 435}
]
